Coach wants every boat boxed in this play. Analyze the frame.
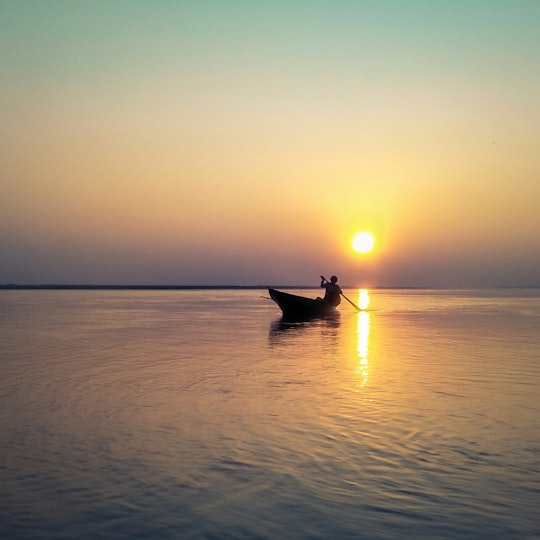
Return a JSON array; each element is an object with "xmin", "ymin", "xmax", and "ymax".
[{"xmin": 268, "ymin": 288, "xmax": 338, "ymax": 320}]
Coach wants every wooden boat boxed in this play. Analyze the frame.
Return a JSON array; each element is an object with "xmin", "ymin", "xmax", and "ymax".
[{"xmin": 268, "ymin": 288, "xmax": 338, "ymax": 320}]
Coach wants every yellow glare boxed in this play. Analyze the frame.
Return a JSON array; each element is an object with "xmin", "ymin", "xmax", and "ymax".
[
  {"xmin": 358, "ymin": 289, "xmax": 370, "ymax": 310},
  {"xmin": 352, "ymin": 231, "xmax": 375, "ymax": 254},
  {"xmin": 355, "ymin": 289, "xmax": 370, "ymax": 387}
]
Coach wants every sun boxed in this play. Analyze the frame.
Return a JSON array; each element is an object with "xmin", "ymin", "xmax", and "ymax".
[{"xmin": 352, "ymin": 231, "xmax": 375, "ymax": 254}]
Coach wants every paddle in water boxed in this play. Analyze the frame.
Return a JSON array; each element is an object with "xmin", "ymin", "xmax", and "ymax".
[{"xmin": 321, "ymin": 275, "xmax": 361, "ymax": 312}]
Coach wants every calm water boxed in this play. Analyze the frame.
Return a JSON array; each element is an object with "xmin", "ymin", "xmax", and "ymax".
[{"xmin": 0, "ymin": 289, "xmax": 539, "ymax": 539}]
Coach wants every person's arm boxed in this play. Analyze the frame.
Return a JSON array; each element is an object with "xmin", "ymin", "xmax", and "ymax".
[{"xmin": 320, "ymin": 276, "xmax": 326, "ymax": 288}]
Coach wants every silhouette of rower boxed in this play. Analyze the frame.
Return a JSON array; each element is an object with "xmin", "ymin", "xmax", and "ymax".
[{"xmin": 320, "ymin": 275, "xmax": 342, "ymax": 306}]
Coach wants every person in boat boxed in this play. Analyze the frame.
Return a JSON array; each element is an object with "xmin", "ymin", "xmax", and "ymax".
[{"xmin": 320, "ymin": 275, "xmax": 342, "ymax": 306}]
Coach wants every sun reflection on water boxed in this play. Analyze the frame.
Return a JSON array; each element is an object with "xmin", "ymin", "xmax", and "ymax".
[{"xmin": 356, "ymin": 289, "xmax": 370, "ymax": 387}]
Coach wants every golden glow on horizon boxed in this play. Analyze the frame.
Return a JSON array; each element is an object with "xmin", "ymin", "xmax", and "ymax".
[
  {"xmin": 352, "ymin": 232, "xmax": 375, "ymax": 254},
  {"xmin": 358, "ymin": 288, "xmax": 370, "ymax": 310}
]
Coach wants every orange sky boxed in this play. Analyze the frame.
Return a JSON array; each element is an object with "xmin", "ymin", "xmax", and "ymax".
[{"xmin": 1, "ymin": 1, "xmax": 539, "ymax": 286}]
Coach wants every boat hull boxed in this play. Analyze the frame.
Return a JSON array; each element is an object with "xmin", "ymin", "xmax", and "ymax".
[{"xmin": 268, "ymin": 288, "xmax": 337, "ymax": 320}]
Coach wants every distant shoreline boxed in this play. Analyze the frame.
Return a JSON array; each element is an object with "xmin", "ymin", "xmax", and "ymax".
[
  {"xmin": 0, "ymin": 284, "xmax": 275, "ymax": 290},
  {"xmin": 0, "ymin": 284, "xmax": 429, "ymax": 291},
  {"xmin": 0, "ymin": 284, "xmax": 313, "ymax": 291},
  {"xmin": 1, "ymin": 284, "xmax": 538, "ymax": 291}
]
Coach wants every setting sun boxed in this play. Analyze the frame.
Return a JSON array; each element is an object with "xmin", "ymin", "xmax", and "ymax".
[{"xmin": 352, "ymin": 231, "xmax": 375, "ymax": 254}]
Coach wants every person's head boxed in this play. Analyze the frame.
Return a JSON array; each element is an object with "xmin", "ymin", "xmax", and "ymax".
[{"xmin": 330, "ymin": 275, "xmax": 338, "ymax": 283}]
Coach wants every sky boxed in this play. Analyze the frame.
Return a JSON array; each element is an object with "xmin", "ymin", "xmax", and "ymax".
[{"xmin": 1, "ymin": 0, "xmax": 539, "ymax": 287}]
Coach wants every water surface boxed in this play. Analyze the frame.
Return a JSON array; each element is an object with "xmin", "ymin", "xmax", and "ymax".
[{"xmin": 1, "ymin": 289, "xmax": 539, "ymax": 539}]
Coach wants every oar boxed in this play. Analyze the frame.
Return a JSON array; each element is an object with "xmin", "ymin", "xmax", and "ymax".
[{"xmin": 321, "ymin": 275, "xmax": 361, "ymax": 312}]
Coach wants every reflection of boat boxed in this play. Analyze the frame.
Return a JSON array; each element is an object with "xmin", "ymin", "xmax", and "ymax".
[
  {"xmin": 268, "ymin": 313, "xmax": 340, "ymax": 345},
  {"xmin": 268, "ymin": 319, "xmax": 309, "ymax": 339},
  {"xmin": 269, "ymin": 288, "xmax": 337, "ymax": 320},
  {"xmin": 269, "ymin": 312, "xmax": 340, "ymax": 334}
]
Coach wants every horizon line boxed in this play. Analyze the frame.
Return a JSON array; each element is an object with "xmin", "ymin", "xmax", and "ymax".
[{"xmin": 1, "ymin": 284, "xmax": 539, "ymax": 291}]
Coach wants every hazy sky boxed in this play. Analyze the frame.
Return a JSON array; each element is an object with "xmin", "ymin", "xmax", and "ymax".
[{"xmin": 1, "ymin": 1, "xmax": 539, "ymax": 287}]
